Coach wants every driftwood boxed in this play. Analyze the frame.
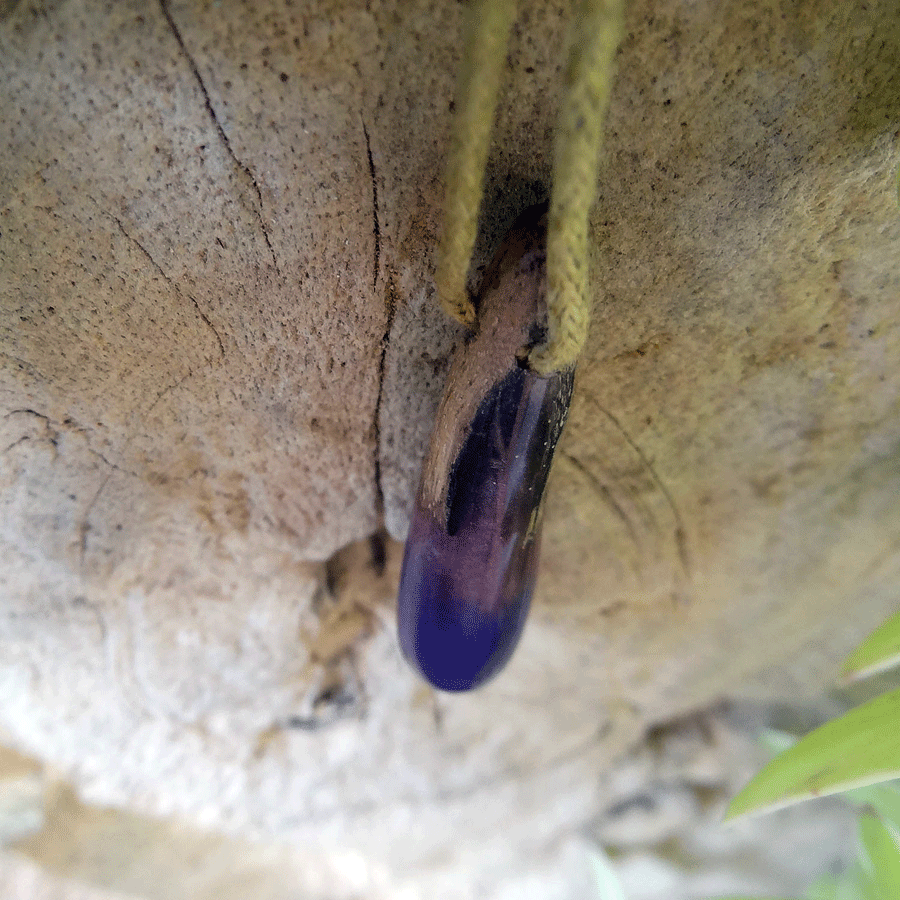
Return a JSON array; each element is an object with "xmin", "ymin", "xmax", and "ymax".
[{"xmin": 1, "ymin": 1, "xmax": 898, "ymax": 895}]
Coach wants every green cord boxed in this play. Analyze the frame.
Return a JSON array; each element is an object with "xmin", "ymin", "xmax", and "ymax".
[
  {"xmin": 435, "ymin": 0, "xmax": 518, "ymax": 328},
  {"xmin": 531, "ymin": 0, "xmax": 624, "ymax": 375},
  {"xmin": 438, "ymin": 0, "xmax": 624, "ymax": 374}
]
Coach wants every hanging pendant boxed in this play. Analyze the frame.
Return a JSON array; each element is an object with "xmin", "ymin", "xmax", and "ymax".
[{"xmin": 397, "ymin": 206, "xmax": 575, "ymax": 691}]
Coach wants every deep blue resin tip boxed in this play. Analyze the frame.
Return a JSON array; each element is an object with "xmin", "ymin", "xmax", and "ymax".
[
  {"xmin": 398, "ymin": 365, "xmax": 574, "ymax": 691},
  {"xmin": 397, "ymin": 204, "xmax": 574, "ymax": 691}
]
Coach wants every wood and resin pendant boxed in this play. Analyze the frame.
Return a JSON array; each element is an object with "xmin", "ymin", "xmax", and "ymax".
[{"xmin": 397, "ymin": 206, "xmax": 574, "ymax": 691}]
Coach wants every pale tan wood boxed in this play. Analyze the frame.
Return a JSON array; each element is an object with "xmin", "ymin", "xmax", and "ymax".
[{"xmin": 1, "ymin": 1, "xmax": 898, "ymax": 896}]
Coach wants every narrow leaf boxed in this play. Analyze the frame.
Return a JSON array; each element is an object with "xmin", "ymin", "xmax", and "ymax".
[
  {"xmin": 858, "ymin": 813, "xmax": 900, "ymax": 899},
  {"xmin": 588, "ymin": 847, "xmax": 627, "ymax": 900},
  {"xmin": 853, "ymin": 858, "xmax": 880, "ymax": 900},
  {"xmin": 805, "ymin": 874, "xmax": 840, "ymax": 900},
  {"xmin": 842, "ymin": 611, "xmax": 900, "ymax": 683},
  {"xmin": 726, "ymin": 687, "xmax": 900, "ymax": 819},
  {"xmin": 844, "ymin": 858, "xmax": 875, "ymax": 900},
  {"xmin": 807, "ymin": 876, "xmax": 838, "ymax": 900},
  {"xmin": 844, "ymin": 782, "xmax": 900, "ymax": 831}
]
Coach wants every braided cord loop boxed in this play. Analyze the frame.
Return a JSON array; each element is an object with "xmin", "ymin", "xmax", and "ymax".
[
  {"xmin": 438, "ymin": 0, "xmax": 624, "ymax": 373},
  {"xmin": 435, "ymin": 0, "xmax": 519, "ymax": 328},
  {"xmin": 529, "ymin": 0, "xmax": 624, "ymax": 375}
]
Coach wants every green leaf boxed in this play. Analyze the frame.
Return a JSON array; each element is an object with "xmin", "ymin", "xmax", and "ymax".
[
  {"xmin": 853, "ymin": 855, "xmax": 881, "ymax": 900},
  {"xmin": 842, "ymin": 611, "xmax": 900, "ymax": 683},
  {"xmin": 726, "ymin": 687, "xmax": 900, "ymax": 819},
  {"xmin": 805, "ymin": 875, "xmax": 837, "ymax": 900},
  {"xmin": 808, "ymin": 873, "xmax": 856, "ymax": 900},
  {"xmin": 845, "ymin": 858, "xmax": 875, "ymax": 900},
  {"xmin": 588, "ymin": 847, "xmax": 626, "ymax": 900},
  {"xmin": 844, "ymin": 782, "xmax": 900, "ymax": 830},
  {"xmin": 806, "ymin": 873, "xmax": 854, "ymax": 900},
  {"xmin": 858, "ymin": 813, "xmax": 900, "ymax": 899}
]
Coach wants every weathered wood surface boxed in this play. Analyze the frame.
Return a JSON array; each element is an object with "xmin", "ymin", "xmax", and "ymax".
[{"xmin": 1, "ymin": 1, "xmax": 898, "ymax": 896}]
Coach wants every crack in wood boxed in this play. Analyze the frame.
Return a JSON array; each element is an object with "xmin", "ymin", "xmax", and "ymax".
[
  {"xmin": 372, "ymin": 272, "xmax": 397, "ymax": 519},
  {"xmin": 362, "ymin": 118, "xmax": 380, "ymax": 292},
  {"xmin": 560, "ymin": 450, "xmax": 642, "ymax": 550},
  {"xmin": 588, "ymin": 398, "xmax": 692, "ymax": 582},
  {"xmin": 75, "ymin": 369, "xmax": 196, "ymax": 565},
  {"xmin": 158, "ymin": 0, "xmax": 281, "ymax": 278},
  {"xmin": 360, "ymin": 117, "xmax": 393, "ymax": 519},
  {"xmin": 112, "ymin": 216, "xmax": 225, "ymax": 360}
]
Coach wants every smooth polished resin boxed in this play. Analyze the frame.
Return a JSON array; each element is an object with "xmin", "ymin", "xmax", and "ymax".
[{"xmin": 398, "ymin": 364, "xmax": 574, "ymax": 691}]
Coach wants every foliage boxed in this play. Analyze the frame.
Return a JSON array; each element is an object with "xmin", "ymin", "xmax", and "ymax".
[{"xmin": 591, "ymin": 610, "xmax": 900, "ymax": 900}]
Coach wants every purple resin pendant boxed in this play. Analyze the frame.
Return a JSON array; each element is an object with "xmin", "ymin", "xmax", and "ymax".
[{"xmin": 398, "ymin": 207, "xmax": 574, "ymax": 691}]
